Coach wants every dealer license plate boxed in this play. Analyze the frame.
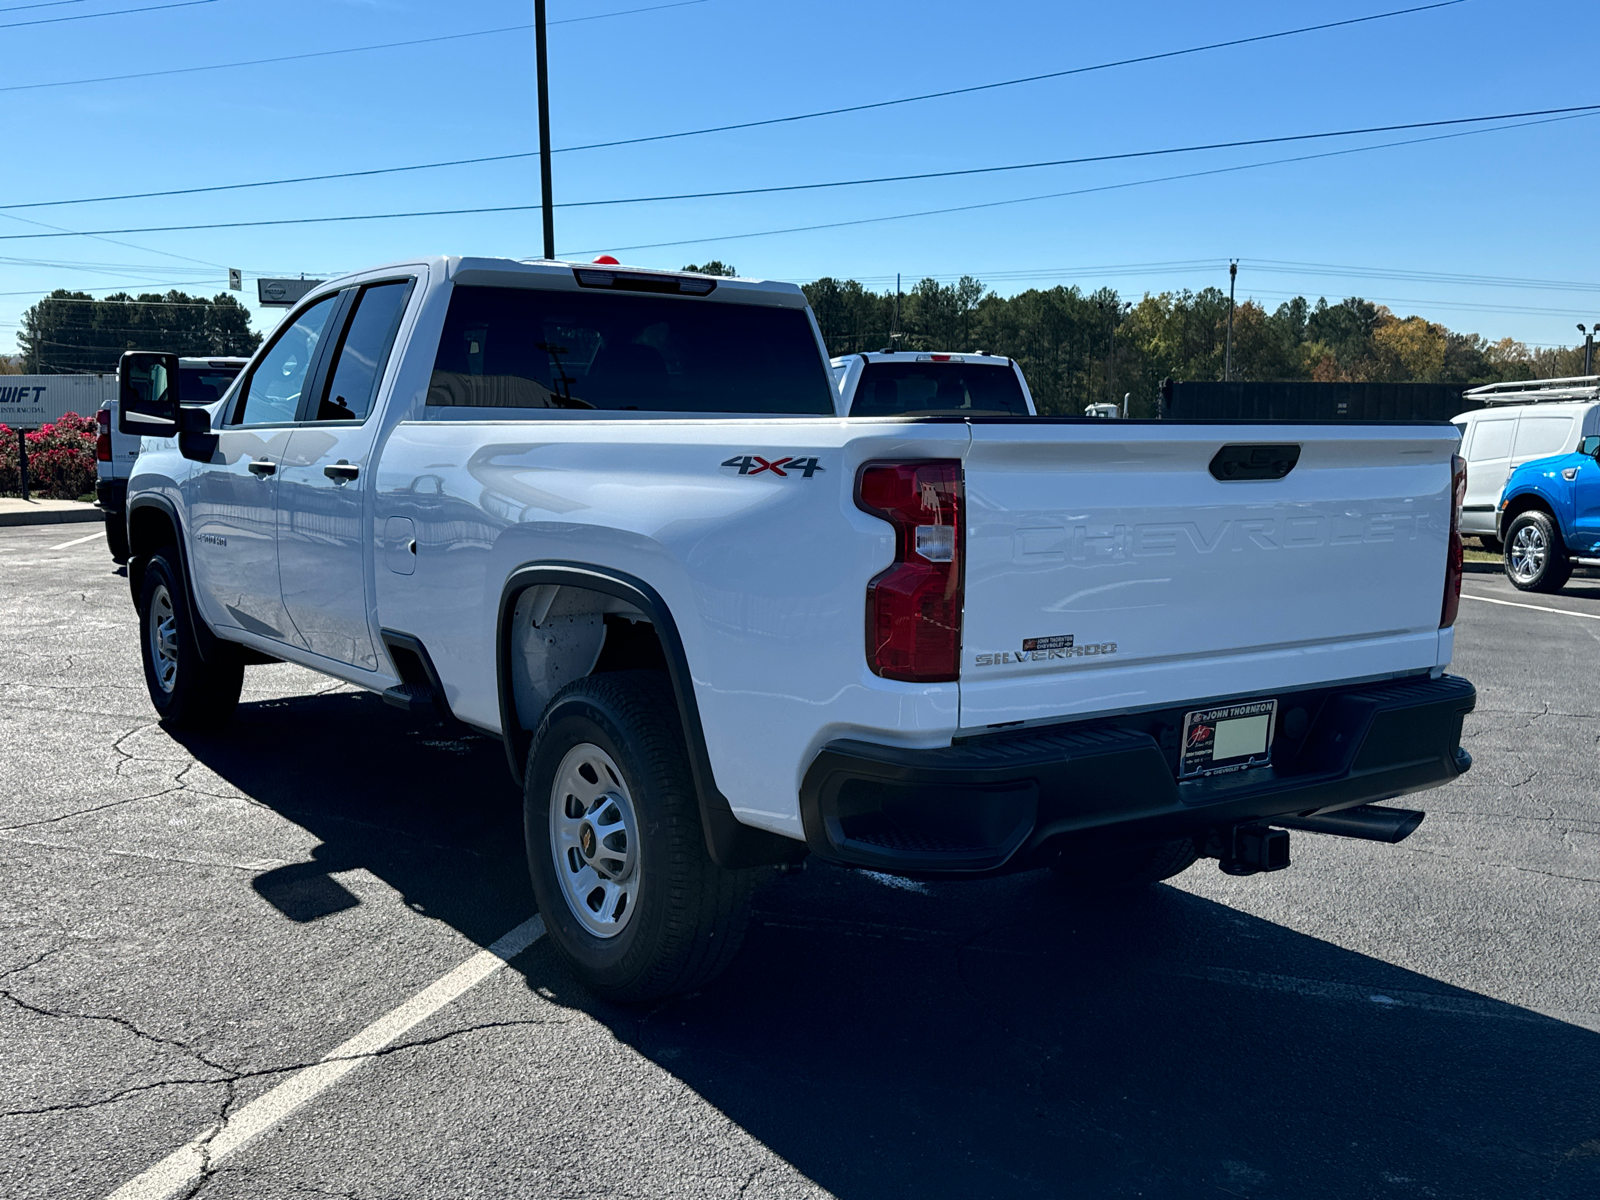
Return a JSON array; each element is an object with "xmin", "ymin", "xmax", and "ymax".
[{"xmin": 1179, "ymin": 699, "xmax": 1277, "ymax": 779}]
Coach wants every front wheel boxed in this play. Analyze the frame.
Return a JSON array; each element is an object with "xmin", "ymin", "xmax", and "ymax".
[
  {"xmin": 524, "ymin": 671, "xmax": 755, "ymax": 1003},
  {"xmin": 136, "ymin": 548, "xmax": 243, "ymax": 728},
  {"xmin": 1504, "ymin": 511, "xmax": 1571, "ymax": 593}
]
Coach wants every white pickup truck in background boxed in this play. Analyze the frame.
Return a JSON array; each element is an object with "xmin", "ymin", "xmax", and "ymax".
[
  {"xmin": 831, "ymin": 350, "xmax": 1036, "ymax": 416},
  {"xmin": 116, "ymin": 256, "xmax": 1476, "ymax": 1002},
  {"xmin": 97, "ymin": 357, "xmax": 247, "ymax": 561}
]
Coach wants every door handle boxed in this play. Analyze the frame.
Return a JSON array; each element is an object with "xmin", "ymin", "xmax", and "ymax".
[
  {"xmin": 247, "ymin": 459, "xmax": 276, "ymax": 477},
  {"xmin": 323, "ymin": 460, "xmax": 360, "ymax": 483}
]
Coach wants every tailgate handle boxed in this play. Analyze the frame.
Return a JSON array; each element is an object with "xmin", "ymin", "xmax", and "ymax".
[{"xmin": 1209, "ymin": 443, "xmax": 1300, "ymax": 481}]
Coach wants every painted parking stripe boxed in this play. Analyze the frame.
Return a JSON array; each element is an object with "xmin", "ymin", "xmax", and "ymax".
[
  {"xmin": 1461, "ymin": 592, "xmax": 1600, "ymax": 621},
  {"xmin": 106, "ymin": 915, "xmax": 545, "ymax": 1200},
  {"xmin": 48, "ymin": 531, "xmax": 103, "ymax": 550}
]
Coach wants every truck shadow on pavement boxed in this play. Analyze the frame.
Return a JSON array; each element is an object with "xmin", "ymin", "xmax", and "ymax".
[{"xmin": 177, "ymin": 688, "xmax": 1600, "ymax": 1200}]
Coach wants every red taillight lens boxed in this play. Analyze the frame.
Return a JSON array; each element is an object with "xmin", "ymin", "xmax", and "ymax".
[
  {"xmin": 857, "ymin": 460, "xmax": 963, "ymax": 681},
  {"xmin": 1441, "ymin": 453, "xmax": 1466, "ymax": 628},
  {"xmin": 95, "ymin": 408, "xmax": 112, "ymax": 462}
]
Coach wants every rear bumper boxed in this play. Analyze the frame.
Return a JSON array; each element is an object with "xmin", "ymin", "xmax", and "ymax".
[
  {"xmin": 799, "ymin": 674, "xmax": 1475, "ymax": 876},
  {"xmin": 96, "ymin": 478, "xmax": 127, "ymax": 515}
]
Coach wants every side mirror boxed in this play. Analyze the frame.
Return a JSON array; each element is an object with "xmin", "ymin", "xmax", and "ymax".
[
  {"xmin": 117, "ymin": 351, "xmax": 180, "ymax": 437},
  {"xmin": 177, "ymin": 402, "xmax": 217, "ymax": 463},
  {"xmin": 1583, "ymin": 435, "xmax": 1600, "ymax": 459}
]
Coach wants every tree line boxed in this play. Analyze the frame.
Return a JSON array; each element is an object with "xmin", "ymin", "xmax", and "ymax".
[
  {"xmin": 8, "ymin": 273, "xmax": 1582, "ymax": 415},
  {"xmin": 14, "ymin": 290, "xmax": 262, "ymax": 374},
  {"xmin": 802, "ymin": 276, "xmax": 1584, "ymax": 417}
]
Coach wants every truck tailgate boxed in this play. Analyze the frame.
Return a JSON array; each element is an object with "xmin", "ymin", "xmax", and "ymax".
[{"xmin": 959, "ymin": 422, "xmax": 1458, "ymax": 730}]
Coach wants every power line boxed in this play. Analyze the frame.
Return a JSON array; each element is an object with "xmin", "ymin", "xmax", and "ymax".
[
  {"xmin": 567, "ymin": 109, "xmax": 1600, "ymax": 258},
  {"xmin": 0, "ymin": 1, "xmax": 1465, "ymax": 213},
  {"xmin": 0, "ymin": 1, "xmax": 708, "ymax": 93},
  {"xmin": 0, "ymin": 1, "xmax": 98, "ymax": 14},
  {"xmin": 2, "ymin": 102, "xmax": 1591, "ymax": 243},
  {"xmin": 0, "ymin": 0, "xmax": 216, "ymax": 30}
]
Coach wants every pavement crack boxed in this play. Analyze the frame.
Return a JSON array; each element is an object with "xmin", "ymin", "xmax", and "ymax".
[
  {"xmin": 0, "ymin": 986, "xmax": 237, "ymax": 1072},
  {"xmin": 0, "ymin": 784, "xmax": 183, "ymax": 831}
]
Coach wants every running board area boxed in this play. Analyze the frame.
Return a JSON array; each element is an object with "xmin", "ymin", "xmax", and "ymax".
[{"xmin": 379, "ymin": 630, "xmax": 454, "ymax": 721}]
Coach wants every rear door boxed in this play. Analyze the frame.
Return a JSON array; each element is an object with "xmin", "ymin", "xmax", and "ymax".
[
  {"xmin": 958, "ymin": 422, "xmax": 1457, "ymax": 729},
  {"xmin": 1461, "ymin": 414, "xmax": 1516, "ymax": 533},
  {"xmin": 277, "ymin": 278, "xmax": 413, "ymax": 670}
]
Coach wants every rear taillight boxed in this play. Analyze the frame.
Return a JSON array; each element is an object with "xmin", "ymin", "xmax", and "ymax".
[
  {"xmin": 1441, "ymin": 453, "xmax": 1466, "ymax": 628},
  {"xmin": 95, "ymin": 408, "xmax": 112, "ymax": 462},
  {"xmin": 856, "ymin": 460, "xmax": 963, "ymax": 681}
]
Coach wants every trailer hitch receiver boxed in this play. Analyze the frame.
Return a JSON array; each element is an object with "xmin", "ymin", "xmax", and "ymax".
[{"xmin": 1218, "ymin": 824, "xmax": 1290, "ymax": 876}]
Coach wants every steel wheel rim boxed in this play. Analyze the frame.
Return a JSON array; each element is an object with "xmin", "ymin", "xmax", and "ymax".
[
  {"xmin": 148, "ymin": 584, "xmax": 179, "ymax": 693},
  {"xmin": 549, "ymin": 743, "xmax": 640, "ymax": 938},
  {"xmin": 1509, "ymin": 524, "xmax": 1547, "ymax": 583}
]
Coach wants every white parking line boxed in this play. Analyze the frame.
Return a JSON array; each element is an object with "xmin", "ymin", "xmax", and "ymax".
[
  {"xmin": 106, "ymin": 915, "xmax": 545, "ymax": 1200},
  {"xmin": 48, "ymin": 531, "xmax": 102, "ymax": 550},
  {"xmin": 1461, "ymin": 592, "xmax": 1600, "ymax": 621}
]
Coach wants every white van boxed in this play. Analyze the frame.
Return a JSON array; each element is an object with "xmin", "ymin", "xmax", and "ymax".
[{"xmin": 1453, "ymin": 377, "xmax": 1600, "ymax": 545}]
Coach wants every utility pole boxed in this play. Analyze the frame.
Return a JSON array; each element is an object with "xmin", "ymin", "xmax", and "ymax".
[
  {"xmin": 534, "ymin": 0, "xmax": 556, "ymax": 260},
  {"xmin": 1581, "ymin": 323, "xmax": 1595, "ymax": 376},
  {"xmin": 1224, "ymin": 260, "xmax": 1238, "ymax": 382},
  {"xmin": 891, "ymin": 273, "xmax": 901, "ymax": 350}
]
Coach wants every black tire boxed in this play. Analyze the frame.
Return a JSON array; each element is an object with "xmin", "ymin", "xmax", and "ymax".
[
  {"xmin": 104, "ymin": 512, "xmax": 129, "ymax": 564},
  {"xmin": 136, "ymin": 548, "xmax": 243, "ymax": 729},
  {"xmin": 524, "ymin": 670, "xmax": 754, "ymax": 1003},
  {"xmin": 1478, "ymin": 535, "xmax": 1503, "ymax": 555},
  {"xmin": 1503, "ymin": 510, "xmax": 1571, "ymax": 593},
  {"xmin": 1052, "ymin": 838, "xmax": 1199, "ymax": 894}
]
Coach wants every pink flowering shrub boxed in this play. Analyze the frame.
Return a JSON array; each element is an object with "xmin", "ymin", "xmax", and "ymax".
[{"xmin": 0, "ymin": 413, "xmax": 98, "ymax": 500}]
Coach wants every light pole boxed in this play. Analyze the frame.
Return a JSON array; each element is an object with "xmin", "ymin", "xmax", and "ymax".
[
  {"xmin": 535, "ymin": 0, "xmax": 555, "ymax": 260},
  {"xmin": 1581, "ymin": 324, "xmax": 1595, "ymax": 377},
  {"xmin": 1224, "ymin": 260, "xmax": 1238, "ymax": 382}
]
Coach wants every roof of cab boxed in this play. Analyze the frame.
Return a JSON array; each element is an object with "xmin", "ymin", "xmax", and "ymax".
[{"xmin": 436, "ymin": 256, "xmax": 810, "ymax": 307}]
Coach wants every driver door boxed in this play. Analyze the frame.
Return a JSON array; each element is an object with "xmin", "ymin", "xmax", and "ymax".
[{"xmin": 187, "ymin": 293, "xmax": 340, "ymax": 644}]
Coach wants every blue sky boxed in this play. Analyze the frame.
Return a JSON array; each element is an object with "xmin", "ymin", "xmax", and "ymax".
[{"xmin": 3, "ymin": 0, "xmax": 1598, "ymax": 352}]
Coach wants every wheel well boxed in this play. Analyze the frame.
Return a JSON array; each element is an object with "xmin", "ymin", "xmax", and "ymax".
[
  {"xmin": 506, "ymin": 583, "xmax": 664, "ymax": 738},
  {"xmin": 127, "ymin": 504, "xmax": 177, "ymax": 597},
  {"xmin": 1500, "ymin": 493, "xmax": 1552, "ymax": 540}
]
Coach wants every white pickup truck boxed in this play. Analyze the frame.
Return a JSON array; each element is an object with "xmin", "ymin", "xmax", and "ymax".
[
  {"xmin": 117, "ymin": 256, "xmax": 1476, "ymax": 1001},
  {"xmin": 830, "ymin": 350, "xmax": 1036, "ymax": 416}
]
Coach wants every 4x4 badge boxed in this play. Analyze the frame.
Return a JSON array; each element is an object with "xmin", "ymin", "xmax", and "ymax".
[{"xmin": 721, "ymin": 454, "xmax": 824, "ymax": 479}]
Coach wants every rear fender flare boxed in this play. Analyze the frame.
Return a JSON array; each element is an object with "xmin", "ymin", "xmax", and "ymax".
[{"xmin": 497, "ymin": 562, "xmax": 805, "ymax": 870}]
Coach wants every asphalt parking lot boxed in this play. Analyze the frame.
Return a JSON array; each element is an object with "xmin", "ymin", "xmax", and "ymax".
[{"xmin": 2, "ymin": 523, "xmax": 1598, "ymax": 1200}]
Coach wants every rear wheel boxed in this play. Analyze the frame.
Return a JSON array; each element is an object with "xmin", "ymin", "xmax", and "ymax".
[
  {"xmin": 524, "ymin": 671, "xmax": 754, "ymax": 1003},
  {"xmin": 136, "ymin": 548, "xmax": 243, "ymax": 728},
  {"xmin": 1504, "ymin": 510, "xmax": 1571, "ymax": 593},
  {"xmin": 104, "ymin": 512, "xmax": 129, "ymax": 564},
  {"xmin": 1052, "ymin": 838, "xmax": 1199, "ymax": 894}
]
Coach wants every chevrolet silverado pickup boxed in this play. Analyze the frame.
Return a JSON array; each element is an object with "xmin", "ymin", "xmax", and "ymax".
[{"xmin": 116, "ymin": 256, "xmax": 1476, "ymax": 1001}]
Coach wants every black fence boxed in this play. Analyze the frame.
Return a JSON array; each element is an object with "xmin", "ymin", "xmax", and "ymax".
[{"xmin": 1165, "ymin": 381, "xmax": 1479, "ymax": 422}]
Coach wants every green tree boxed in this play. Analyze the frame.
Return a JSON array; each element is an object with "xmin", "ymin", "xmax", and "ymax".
[
  {"xmin": 17, "ymin": 291, "xmax": 262, "ymax": 374},
  {"xmin": 681, "ymin": 261, "xmax": 737, "ymax": 276}
]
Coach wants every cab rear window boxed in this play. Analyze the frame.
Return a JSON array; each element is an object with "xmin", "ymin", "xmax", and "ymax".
[
  {"xmin": 851, "ymin": 361, "xmax": 1028, "ymax": 416},
  {"xmin": 427, "ymin": 285, "xmax": 834, "ymax": 416}
]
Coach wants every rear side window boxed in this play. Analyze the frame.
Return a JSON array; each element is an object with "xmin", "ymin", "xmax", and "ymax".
[
  {"xmin": 1514, "ymin": 415, "xmax": 1575, "ymax": 458},
  {"xmin": 427, "ymin": 285, "xmax": 834, "ymax": 416},
  {"xmin": 313, "ymin": 280, "xmax": 412, "ymax": 422},
  {"xmin": 851, "ymin": 361, "xmax": 1028, "ymax": 417},
  {"xmin": 1467, "ymin": 419, "xmax": 1514, "ymax": 462}
]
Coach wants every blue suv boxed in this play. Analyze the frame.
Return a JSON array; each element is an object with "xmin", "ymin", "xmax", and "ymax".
[{"xmin": 1498, "ymin": 432, "xmax": 1600, "ymax": 591}]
